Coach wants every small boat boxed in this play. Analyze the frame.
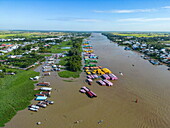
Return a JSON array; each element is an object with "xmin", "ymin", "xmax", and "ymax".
[
  {"xmin": 40, "ymin": 87, "xmax": 52, "ymax": 91},
  {"xmin": 45, "ymin": 100, "xmax": 54, "ymax": 104},
  {"xmin": 30, "ymin": 105, "xmax": 40, "ymax": 109},
  {"xmin": 79, "ymin": 89, "xmax": 86, "ymax": 93},
  {"xmin": 36, "ymin": 103, "xmax": 47, "ymax": 108},
  {"xmin": 102, "ymin": 74, "xmax": 110, "ymax": 80},
  {"xmin": 124, "ymin": 47, "xmax": 131, "ymax": 50},
  {"xmin": 86, "ymin": 91, "xmax": 94, "ymax": 98},
  {"xmin": 90, "ymin": 91, "xmax": 97, "ymax": 97},
  {"xmin": 29, "ymin": 107, "xmax": 38, "ymax": 112},
  {"xmin": 149, "ymin": 59, "xmax": 160, "ymax": 65},
  {"xmin": 40, "ymin": 91, "xmax": 51, "ymax": 96},
  {"xmin": 86, "ymin": 79, "xmax": 93, "ymax": 85},
  {"xmin": 108, "ymin": 73, "xmax": 118, "ymax": 80},
  {"xmin": 87, "ymin": 75, "xmax": 92, "ymax": 79},
  {"xmin": 81, "ymin": 86, "xmax": 90, "ymax": 92},
  {"xmin": 97, "ymin": 80, "xmax": 106, "ymax": 86},
  {"xmin": 35, "ymin": 96, "xmax": 47, "ymax": 101},
  {"xmin": 38, "ymin": 101, "xmax": 49, "ymax": 106},
  {"xmin": 103, "ymin": 80, "xmax": 113, "ymax": 86},
  {"xmin": 90, "ymin": 75, "xmax": 95, "ymax": 79},
  {"xmin": 93, "ymin": 74, "xmax": 98, "ymax": 79},
  {"xmin": 37, "ymin": 82, "xmax": 50, "ymax": 86},
  {"xmin": 35, "ymin": 94, "xmax": 46, "ymax": 97},
  {"xmin": 87, "ymin": 79, "xmax": 93, "ymax": 82}
]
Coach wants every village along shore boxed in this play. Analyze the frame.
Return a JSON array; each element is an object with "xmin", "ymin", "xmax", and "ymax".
[{"xmin": 5, "ymin": 33, "xmax": 170, "ymax": 128}]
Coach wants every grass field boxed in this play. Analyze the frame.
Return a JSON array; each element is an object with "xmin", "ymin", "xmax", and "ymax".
[
  {"xmin": 58, "ymin": 57, "xmax": 68, "ymax": 66},
  {"xmin": 0, "ymin": 70, "xmax": 39, "ymax": 127},
  {"xmin": 0, "ymin": 31, "xmax": 67, "ymax": 39},
  {"xmin": 113, "ymin": 33, "xmax": 169, "ymax": 37},
  {"xmin": 161, "ymin": 41, "xmax": 170, "ymax": 44},
  {"xmin": 50, "ymin": 41, "xmax": 72, "ymax": 53},
  {"xmin": 58, "ymin": 70, "xmax": 81, "ymax": 78}
]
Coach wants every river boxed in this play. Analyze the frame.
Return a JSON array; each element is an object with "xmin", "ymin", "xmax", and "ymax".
[{"xmin": 5, "ymin": 33, "xmax": 170, "ymax": 128}]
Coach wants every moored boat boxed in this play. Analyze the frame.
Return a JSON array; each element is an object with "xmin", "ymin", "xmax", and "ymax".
[
  {"xmin": 97, "ymin": 80, "xmax": 106, "ymax": 86},
  {"xmin": 103, "ymin": 80, "xmax": 113, "ymax": 86}
]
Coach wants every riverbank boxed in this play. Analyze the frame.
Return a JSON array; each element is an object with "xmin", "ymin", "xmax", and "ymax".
[
  {"xmin": 5, "ymin": 33, "xmax": 170, "ymax": 128},
  {"xmin": 0, "ymin": 70, "xmax": 39, "ymax": 127}
]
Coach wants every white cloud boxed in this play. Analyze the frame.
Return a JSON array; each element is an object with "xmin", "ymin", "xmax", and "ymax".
[
  {"xmin": 162, "ymin": 6, "xmax": 170, "ymax": 9},
  {"xmin": 118, "ymin": 18, "xmax": 170, "ymax": 22},
  {"xmin": 75, "ymin": 19, "xmax": 101, "ymax": 22},
  {"xmin": 93, "ymin": 9, "xmax": 156, "ymax": 13}
]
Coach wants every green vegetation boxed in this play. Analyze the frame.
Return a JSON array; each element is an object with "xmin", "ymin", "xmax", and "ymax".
[
  {"xmin": 0, "ymin": 70, "xmax": 39, "ymax": 127},
  {"xmin": 0, "ymin": 31, "xmax": 66, "ymax": 39},
  {"xmin": 161, "ymin": 41, "xmax": 170, "ymax": 44},
  {"xmin": 49, "ymin": 41, "xmax": 72, "ymax": 53},
  {"xmin": 57, "ymin": 38, "xmax": 83, "ymax": 78},
  {"xmin": 58, "ymin": 71, "xmax": 81, "ymax": 78},
  {"xmin": 112, "ymin": 32, "xmax": 169, "ymax": 37},
  {"xmin": 67, "ymin": 38, "xmax": 83, "ymax": 72},
  {"xmin": 39, "ymin": 54, "xmax": 52, "ymax": 57},
  {"xmin": 58, "ymin": 57, "xmax": 68, "ymax": 66},
  {"xmin": 7, "ymin": 53, "xmax": 44, "ymax": 68}
]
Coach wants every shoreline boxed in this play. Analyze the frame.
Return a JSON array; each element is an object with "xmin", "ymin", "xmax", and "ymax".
[{"xmin": 5, "ymin": 33, "xmax": 170, "ymax": 128}]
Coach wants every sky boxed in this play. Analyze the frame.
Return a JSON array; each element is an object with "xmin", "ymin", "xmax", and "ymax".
[{"xmin": 1, "ymin": 0, "xmax": 170, "ymax": 31}]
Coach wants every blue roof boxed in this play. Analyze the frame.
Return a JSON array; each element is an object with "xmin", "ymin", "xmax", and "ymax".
[{"xmin": 35, "ymin": 96, "xmax": 47, "ymax": 101}]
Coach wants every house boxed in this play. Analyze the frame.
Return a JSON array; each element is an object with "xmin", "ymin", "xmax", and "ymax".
[
  {"xmin": 132, "ymin": 44, "xmax": 139, "ymax": 49},
  {"xmin": 30, "ymin": 47, "xmax": 39, "ymax": 51},
  {"xmin": 122, "ymin": 41, "xmax": 132, "ymax": 45},
  {"xmin": 0, "ymin": 53, "xmax": 4, "ymax": 56},
  {"xmin": 160, "ymin": 48, "xmax": 166, "ymax": 53}
]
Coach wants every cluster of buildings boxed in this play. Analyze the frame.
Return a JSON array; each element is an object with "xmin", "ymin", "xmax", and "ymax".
[
  {"xmin": 0, "ymin": 41, "xmax": 39, "ymax": 54},
  {"xmin": 122, "ymin": 40, "xmax": 170, "ymax": 65},
  {"xmin": 0, "ymin": 43, "xmax": 20, "ymax": 54},
  {"xmin": 0, "ymin": 38, "xmax": 25, "ymax": 42}
]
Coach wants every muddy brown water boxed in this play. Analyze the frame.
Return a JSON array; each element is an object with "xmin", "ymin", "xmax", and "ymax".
[{"xmin": 5, "ymin": 33, "xmax": 170, "ymax": 128}]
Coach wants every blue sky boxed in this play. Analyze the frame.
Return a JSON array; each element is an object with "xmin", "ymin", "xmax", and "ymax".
[{"xmin": 1, "ymin": 0, "xmax": 170, "ymax": 31}]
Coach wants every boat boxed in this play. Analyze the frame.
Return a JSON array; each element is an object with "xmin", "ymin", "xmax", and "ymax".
[
  {"xmin": 90, "ymin": 91, "xmax": 97, "ymax": 97},
  {"xmin": 29, "ymin": 107, "xmax": 38, "ymax": 112},
  {"xmin": 124, "ymin": 47, "xmax": 131, "ymax": 50},
  {"xmin": 86, "ymin": 79, "xmax": 93, "ymax": 85},
  {"xmin": 97, "ymin": 80, "xmax": 106, "ymax": 86},
  {"xmin": 93, "ymin": 74, "xmax": 98, "ymax": 79},
  {"xmin": 45, "ymin": 100, "xmax": 54, "ymax": 104},
  {"xmin": 37, "ymin": 82, "xmax": 50, "ymax": 86},
  {"xmin": 30, "ymin": 105, "xmax": 40, "ymax": 109},
  {"xmin": 103, "ymin": 80, "xmax": 113, "ymax": 86},
  {"xmin": 40, "ymin": 87, "xmax": 52, "ymax": 91},
  {"xmin": 79, "ymin": 89, "xmax": 86, "ymax": 93},
  {"xmin": 87, "ymin": 75, "xmax": 92, "ymax": 79},
  {"xmin": 102, "ymin": 74, "xmax": 110, "ymax": 80},
  {"xmin": 81, "ymin": 86, "xmax": 90, "ymax": 92},
  {"xmin": 40, "ymin": 91, "xmax": 51, "ymax": 96},
  {"xmin": 149, "ymin": 59, "xmax": 160, "ymax": 65},
  {"xmin": 86, "ymin": 91, "xmax": 94, "ymax": 98},
  {"xmin": 90, "ymin": 75, "xmax": 95, "ymax": 79},
  {"xmin": 108, "ymin": 73, "xmax": 118, "ymax": 80},
  {"xmin": 102, "ymin": 68, "xmax": 112, "ymax": 74},
  {"xmin": 35, "ymin": 96, "xmax": 47, "ymax": 101},
  {"xmin": 38, "ymin": 101, "xmax": 49, "ymax": 106},
  {"xmin": 35, "ymin": 94, "xmax": 46, "ymax": 97},
  {"xmin": 36, "ymin": 103, "xmax": 47, "ymax": 108}
]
